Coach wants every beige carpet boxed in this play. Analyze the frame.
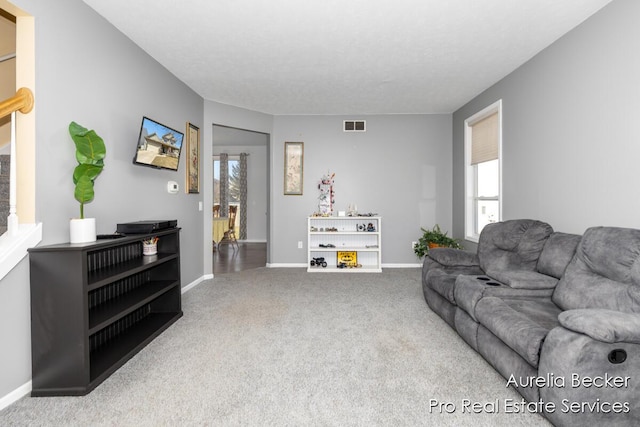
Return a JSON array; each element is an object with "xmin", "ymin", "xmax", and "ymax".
[{"xmin": 0, "ymin": 268, "xmax": 549, "ymax": 426}]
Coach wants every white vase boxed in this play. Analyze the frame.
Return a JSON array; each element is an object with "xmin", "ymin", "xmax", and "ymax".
[{"xmin": 70, "ymin": 218, "xmax": 97, "ymax": 243}]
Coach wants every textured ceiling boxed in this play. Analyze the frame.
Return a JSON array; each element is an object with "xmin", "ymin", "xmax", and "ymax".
[{"xmin": 83, "ymin": 0, "xmax": 612, "ymax": 115}]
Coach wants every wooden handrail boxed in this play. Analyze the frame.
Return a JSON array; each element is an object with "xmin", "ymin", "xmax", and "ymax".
[{"xmin": 0, "ymin": 87, "xmax": 34, "ymax": 119}]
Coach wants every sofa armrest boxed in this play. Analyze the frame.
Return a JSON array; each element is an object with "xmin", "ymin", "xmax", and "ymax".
[
  {"xmin": 558, "ymin": 309, "xmax": 640, "ymax": 344},
  {"xmin": 538, "ymin": 326, "xmax": 640, "ymax": 427},
  {"xmin": 428, "ymin": 248, "xmax": 479, "ymax": 268}
]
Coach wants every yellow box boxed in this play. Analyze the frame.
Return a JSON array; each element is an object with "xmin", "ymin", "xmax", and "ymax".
[{"xmin": 337, "ymin": 251, "xmax": 357, "ymax": 267}]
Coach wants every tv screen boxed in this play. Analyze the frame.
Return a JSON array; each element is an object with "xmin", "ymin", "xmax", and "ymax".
[{"xmin": 133, "ymin": 117, "xmax": 184, "ymax": 171}]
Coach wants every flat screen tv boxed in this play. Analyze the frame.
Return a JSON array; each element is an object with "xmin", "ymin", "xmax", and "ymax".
[{"xmin": 133, "ymin": 116, "xmax": 184, "ymax": 171}]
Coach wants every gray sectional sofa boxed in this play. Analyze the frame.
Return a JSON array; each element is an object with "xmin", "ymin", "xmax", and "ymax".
[{"xmin": 422, "ymin": 219, "xmax": 640, "ymax": 426}]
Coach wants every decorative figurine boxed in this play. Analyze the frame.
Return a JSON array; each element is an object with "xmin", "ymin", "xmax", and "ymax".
[
  {"xmin": 318, "ymin": 172, "xmax": 335, "ymax": 215},
  {"xmin": 310, "ymin": 257, "xmax": 328, "ymax": 268}
]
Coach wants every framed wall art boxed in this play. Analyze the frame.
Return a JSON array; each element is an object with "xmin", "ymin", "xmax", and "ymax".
[
  {"xmin": 284, "ymin": 141, "xmax": 304, "ymax": 195},
  {"xmin": 186, "ymin": 122, "xmax": 200, "ymax": 193}
]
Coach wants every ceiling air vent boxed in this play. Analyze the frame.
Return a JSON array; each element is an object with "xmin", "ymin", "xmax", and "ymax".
[{"xmin": 343, "ymin": 120, "xmax": 366, "ymax": 132}]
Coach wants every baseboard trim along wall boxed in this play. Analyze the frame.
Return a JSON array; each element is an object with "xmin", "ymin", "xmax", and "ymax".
[
  {"xmin": 0, "ymin": 381, "xmax": 31, "ymax": 412},
  {"xmin": 182, "ymin": 274, "xmax": 213, "ymax": 294},
  {"xmin": 267, "ymin": 263, "xmax": 307, "ymax": 268}
]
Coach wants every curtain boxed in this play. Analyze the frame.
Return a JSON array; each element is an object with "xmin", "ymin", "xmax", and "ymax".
[
  {"xmin": 239, "ymin": 153, "xmax": 248, "ymax": 240},
  {"xmin": 219, "ymin": 153, "xmax": 229, "ymax": 217},
  {"xmin": 470, "ymin": 112, "xmax": 499, "ymax": 165}
]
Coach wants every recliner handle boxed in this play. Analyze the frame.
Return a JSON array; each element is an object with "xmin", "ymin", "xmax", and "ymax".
[{"xmin": 608, "ymin": 349, "xmax": 627, "ymax": 364}]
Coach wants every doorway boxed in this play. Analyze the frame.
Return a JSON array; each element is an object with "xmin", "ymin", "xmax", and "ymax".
[{"xmin": 212, "ymin": 124, "xmax": 269, "ymax": 273}]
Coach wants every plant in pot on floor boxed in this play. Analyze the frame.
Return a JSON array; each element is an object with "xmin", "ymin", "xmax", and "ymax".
[
  {"xmin": 413, "ymin": 224, "xmax": 462, "ymax": 258},
  {"xmin": 68, "ymin": 121, "xmax": 106, "ymax": 243}
]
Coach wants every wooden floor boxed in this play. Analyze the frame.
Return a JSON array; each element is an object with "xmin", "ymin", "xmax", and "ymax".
[{"xmin": 213, "ymin": 242, "xmax": 267, "ymax": 274}]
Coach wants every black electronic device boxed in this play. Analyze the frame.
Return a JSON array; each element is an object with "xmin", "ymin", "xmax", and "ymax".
[
  {"xmin": 96, "ymin": 233, "xmax": 126, "ymax": 239},
  {"xmin": 116, "ymin": 220, "xmax": 177, "ymax": 234}
]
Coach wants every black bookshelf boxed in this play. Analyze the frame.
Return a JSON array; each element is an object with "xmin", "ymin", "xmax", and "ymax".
[{"xmin": 28, "ymin": 228, "xmax": 182, "ymax": 396}]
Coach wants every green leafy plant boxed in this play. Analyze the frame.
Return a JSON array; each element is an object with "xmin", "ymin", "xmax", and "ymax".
[
  {"xmin": 414, "ymin": 224, "xmax": 462, "ymax": 258},
  {"xmin": 69, "ymin": 121, "xmax": 106, "ymax": 219}
]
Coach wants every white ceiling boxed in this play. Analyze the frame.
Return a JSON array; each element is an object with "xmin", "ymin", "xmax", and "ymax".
[{"xmin": 83, "ymin": 0, "xmax": 613, "ymax": 115}]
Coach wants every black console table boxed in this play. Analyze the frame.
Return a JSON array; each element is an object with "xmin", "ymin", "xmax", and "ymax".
[{"xmin": 28, "ymin": 228, "xmax": 182, "ymax": 396}]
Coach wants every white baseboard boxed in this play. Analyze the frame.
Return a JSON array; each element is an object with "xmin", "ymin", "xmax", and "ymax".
[
  {"xmin": 0, "ymin": 380, "xmax": 31, "ymax": 411},
  {"xmin": 266, "ymin": 263, "xmax": 307, "ymax": 268},
  {"xmin": 382, "ymin": 263, "xmax": 422, "ymax": 268},
  {"xmin": 181, "ymin": 274, "xmax": 213, "ymax": 294}
]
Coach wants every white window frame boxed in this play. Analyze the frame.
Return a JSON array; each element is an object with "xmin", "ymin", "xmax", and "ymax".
[{"xmin": 464, "ymin": 100, "xmax": 502, "ymax": 243}]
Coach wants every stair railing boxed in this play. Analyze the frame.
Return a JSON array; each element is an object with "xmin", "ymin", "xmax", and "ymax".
[{"xmin": 0, "ymin": 87, "xmax": 34, "ymax": 236}]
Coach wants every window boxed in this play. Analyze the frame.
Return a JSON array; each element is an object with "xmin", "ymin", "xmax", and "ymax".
[
  {"xmin": 213, "ymin": 156, "xmax": 239, "ymax": 204},
  {"xmin": 213, "ymin": 155, "xmax": 240, "ymax": 230},
  {"xmin": 464, "ymin": 100, "xmax": 502, "ymax": 242}
]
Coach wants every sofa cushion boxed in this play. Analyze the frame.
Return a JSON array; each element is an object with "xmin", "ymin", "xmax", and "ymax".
[
  {"xmin": 487, "ymin": 269, "xmax": 558, "ymax": 289},
  {"xmin": 537, "ymin": 232, "xmax": 582, "ymax": 279},
  {"xmin": 478, "ymin": 219, "xmax": 553, "ymax": 273},
  {"xmin": 552, "ymin": 226, "xmax": 640, "ymax": 312},
  {"xmin": 475, "ymin": 296, "xmax": 562, "ymax": 367},
  {"xmin": 455, "ymin": 275, "xmax": 554, "ymax": 321}
]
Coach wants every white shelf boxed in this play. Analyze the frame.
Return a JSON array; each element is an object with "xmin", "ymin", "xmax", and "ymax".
[
  {"xmin": 307, "ymin": 216, "xmax": 382, "ymax": 273},
  {"xmin": 308, "ymin": 265, "xmax": 382, "ymax": 273},
  {"xmin": 311, "ymin": 247, "xmax": 379, "ymax": 251},
  {"xmin": 309, "ymin": 231, "xmax": 381, "ymax": 235}
]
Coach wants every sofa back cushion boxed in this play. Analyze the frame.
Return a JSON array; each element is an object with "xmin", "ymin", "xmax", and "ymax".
[
  {"xmin": 537, "ymin": 232, "xmax": 582, "ymax": 279},
  {"xmin": 552, "ymin": 226, "xmax": 640, "ymax": 312},
  {"xmin": 478, "ymin": 219, "xmax": 553, "ymax": 273}
]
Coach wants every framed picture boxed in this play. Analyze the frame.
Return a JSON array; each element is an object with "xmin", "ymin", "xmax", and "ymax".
[
  {"xmin": 337, "ymin": 251, "xmax": 358, "ymax": 267},
  {"xmin": 284, "ymin": 141, "xmax": 304, "ymax": 195},
  {"xmin": 186, "ymin": 122, "xmax": 200, "ymax": 193}
]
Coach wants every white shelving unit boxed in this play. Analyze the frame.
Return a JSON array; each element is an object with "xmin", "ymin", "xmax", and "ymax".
[{"xmin": 307, "ymin": 216, "xmax": 382, "ymax": 273}]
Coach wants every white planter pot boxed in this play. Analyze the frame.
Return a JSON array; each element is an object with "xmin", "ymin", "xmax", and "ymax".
[{"xmin": 70, "ymin": 218, "xmax": 97, "ymax": 244}]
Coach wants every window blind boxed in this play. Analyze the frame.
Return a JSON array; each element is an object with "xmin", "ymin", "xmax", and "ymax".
[{"xmin": 471, "ymin": 112, "xmax": 499, "ymax": 165}]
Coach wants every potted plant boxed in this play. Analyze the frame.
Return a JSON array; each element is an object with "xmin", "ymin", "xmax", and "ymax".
[
  {"xmin": 414, "ymin": 224, "xmax": 462, "ymax": 258},
  {"xmin": 68, "ymin": 121, "xmax": 106, "ymax": 243}
]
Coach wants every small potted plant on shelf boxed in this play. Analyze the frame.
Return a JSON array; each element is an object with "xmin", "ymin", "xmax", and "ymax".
[
  {"xmin": 414, "ymin": 224, "xmax": 462, "ymax": 258},
  {"xmin": 68, "ymin": 121, "xmax": 106, "ymax": 243}
]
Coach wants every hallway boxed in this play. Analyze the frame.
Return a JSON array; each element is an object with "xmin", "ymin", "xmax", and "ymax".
[{"xmin": 213, "ymin": 242, "xmax": 267, "ymax": 274}]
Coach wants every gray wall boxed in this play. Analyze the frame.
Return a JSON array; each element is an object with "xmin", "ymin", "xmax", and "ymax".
[
  {"xmin": 452, "ymin": 0, "xmax": 640, "ymax": 246},
  {"xmin": 0, "ymin": 258, "xmax": 30, "ymax": 400},
  {"xmin": 1, "ymin": 0, "xmax": 203, "ymax": 400},
  {"xmin": 271, "ymin": 114, "xmax": 452, "ymax": 265}
]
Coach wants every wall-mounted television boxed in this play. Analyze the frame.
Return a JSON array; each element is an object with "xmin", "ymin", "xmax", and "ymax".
[{"xmin": 133, "ymin": 116, "xmax": 184, "ymax": 171}]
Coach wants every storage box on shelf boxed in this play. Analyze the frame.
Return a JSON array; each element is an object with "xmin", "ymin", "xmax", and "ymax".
[
  {"xmin": 28, "ymin": 228, "xmax": 182, "ymax": 396},
  {"xmin": 307, "ymin": 216, "xmax": 382, "ymax": 273}
]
